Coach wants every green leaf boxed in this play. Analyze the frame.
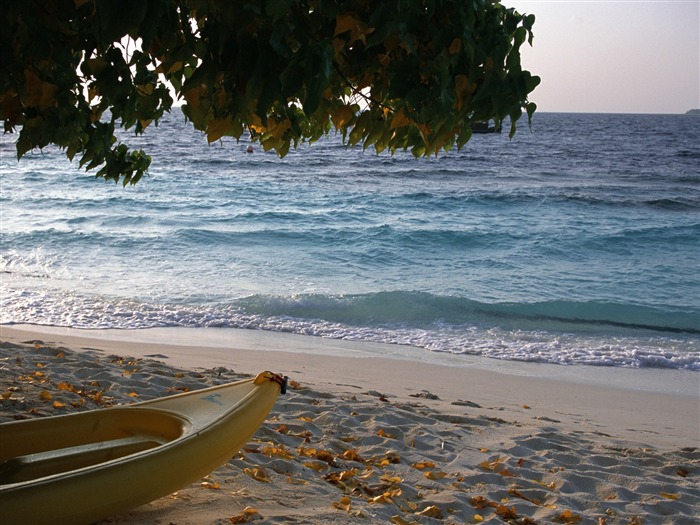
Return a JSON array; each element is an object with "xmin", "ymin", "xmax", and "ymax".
[
  {"xmin": 281, "ymin": 62, "xmax": 305, "ymax": 96},
  {"xmin": 303, "ymin": 46, "xmax": 332, "ymax": 116},
  {"xmin": 265, "ymin": 0, "xmax": 293, "ymax": 20}
]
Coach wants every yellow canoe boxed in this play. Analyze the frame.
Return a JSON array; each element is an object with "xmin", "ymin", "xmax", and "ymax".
[{"xmin": 0, "ymin": 371, "xmax": 287, "ymax": 525}]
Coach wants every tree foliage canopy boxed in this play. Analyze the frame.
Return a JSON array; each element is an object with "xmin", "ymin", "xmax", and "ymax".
[{"xmin": 1, "ymin": 0, "xmax": 540, "ymax": 184}]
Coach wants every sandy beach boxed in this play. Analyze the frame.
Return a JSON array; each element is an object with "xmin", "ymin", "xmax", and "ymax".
[{"xmin": 1, "ymin": 325, "xmax": 698, "ymax": 524}]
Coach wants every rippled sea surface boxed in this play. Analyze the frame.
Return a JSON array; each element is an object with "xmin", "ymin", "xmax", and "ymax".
[{"xmin": 2, "ymin": 111, "xmax": 699, "ymax": 369}]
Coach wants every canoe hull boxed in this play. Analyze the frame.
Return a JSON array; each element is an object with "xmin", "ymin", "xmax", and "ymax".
[{"xmin": 0, "ymin": 372, "xmax": 284, "ymax": 525}]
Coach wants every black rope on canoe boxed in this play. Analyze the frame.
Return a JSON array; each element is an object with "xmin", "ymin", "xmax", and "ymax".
[{"xmin": 269, "ymin": 373, "xmax": 288, "ymax": 395}]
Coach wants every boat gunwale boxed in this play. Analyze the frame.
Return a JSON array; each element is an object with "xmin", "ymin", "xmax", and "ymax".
[{"xmin": 0, "ymin": 375, "xmax": 267, "ymax": 491}]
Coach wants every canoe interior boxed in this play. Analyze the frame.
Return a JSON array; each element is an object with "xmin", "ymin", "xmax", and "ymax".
[{"xmin": 0, "ymin": 408, "xmax": 188, "ymax": 486}]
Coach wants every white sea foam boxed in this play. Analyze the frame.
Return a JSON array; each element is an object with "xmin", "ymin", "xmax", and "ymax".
[{"xmin": 2, "ymin": 286, "xmax": 698, "ymax": 370}]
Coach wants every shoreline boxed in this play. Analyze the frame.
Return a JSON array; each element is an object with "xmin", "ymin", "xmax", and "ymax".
[
  {"xmin": 2, "ymin": 324, "xmax": 698, "ymax": 445},
  {"xmin": 1, "ymin": 324, "xmax": 698, "ymax": 524},
  {"xmin": 3, "ymin": 324, "xmax": 698, "ymax": 395}
]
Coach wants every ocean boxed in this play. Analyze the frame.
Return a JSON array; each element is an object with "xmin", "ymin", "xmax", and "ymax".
[{"xmin": 1, "ymin": 111, "xmax": 699, "ymax": 370}]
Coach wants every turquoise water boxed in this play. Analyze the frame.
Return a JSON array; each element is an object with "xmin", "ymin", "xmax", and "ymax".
[{"xmin": 1, "ymin": 111, "xmax": 699, "ymax": 369}]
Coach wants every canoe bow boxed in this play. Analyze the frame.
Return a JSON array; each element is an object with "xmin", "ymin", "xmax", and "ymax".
[{"xmin": 0, "ymin": 371, "xmax": 287, "ymax": 525}]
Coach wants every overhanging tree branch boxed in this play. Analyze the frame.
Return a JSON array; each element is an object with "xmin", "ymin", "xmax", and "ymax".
[{"xmin": 1, "ymin": 0, "xmax": 540, "ymax": 185}]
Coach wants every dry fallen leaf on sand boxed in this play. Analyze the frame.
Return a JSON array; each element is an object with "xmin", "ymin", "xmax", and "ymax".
[
  {"xmin": 229, "ymin": 506, "xmax": 261, "ymax": 524},
  {"xmin": 415, "ymin": 505, "xmax": 442, "ymax": 518},
  {"xmin": 332, "ymin": 496, "xmax": 352, "ymax": 511},
  {"xmin": 553, "ymin": 510, "xmax": 583, "ymax": 523},
  {"xmin": 243, "ymin": 467, "xmax": 271, "ymax": 483}
]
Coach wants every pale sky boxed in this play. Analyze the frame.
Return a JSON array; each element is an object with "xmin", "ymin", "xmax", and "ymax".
[{"xmin": 505, "ymin": 0, "xmax": 700, "ymax": 113}]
